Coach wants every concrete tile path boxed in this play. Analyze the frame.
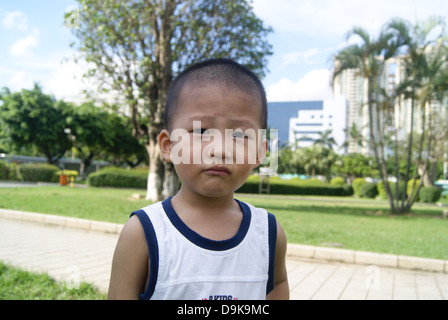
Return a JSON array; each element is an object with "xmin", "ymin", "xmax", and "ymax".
[{"xmin": 1, "ymin": 217, "xmax": 448, "ymax": 300}]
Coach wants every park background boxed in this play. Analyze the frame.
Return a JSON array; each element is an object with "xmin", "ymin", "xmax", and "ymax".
[{"xmin": 0, "ymin": 0, "xmax": 448, "ymax": 299}]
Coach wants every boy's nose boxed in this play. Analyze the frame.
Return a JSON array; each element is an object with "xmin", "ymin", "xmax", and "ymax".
[
  {"xmin": 209, "ymin": 137, "xmax": 232, "ymax": 160},
  {"xmin": 203, "ymin": 130, "xmax": 233, "ymax": 163}
]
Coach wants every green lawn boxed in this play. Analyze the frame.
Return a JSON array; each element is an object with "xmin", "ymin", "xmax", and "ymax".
[
  {"xmin": 0, "ymin": 186, "xmax": 148, "ymax": 224},
  {"xmin": 0, "ymin": 186, "xmax": 447, "ymax": 260},
  {"xmin": 0, "ymin": 261, "xmax": 105, "ymax": 300},
  {"xmin": 238, "ymin": 195, "xmax": 448, "ymax": 260}
]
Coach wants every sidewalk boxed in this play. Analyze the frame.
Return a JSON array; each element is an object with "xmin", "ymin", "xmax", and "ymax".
[{"xmin": 1, "ymin": 210, "xmax": 448, "ymax": 300}]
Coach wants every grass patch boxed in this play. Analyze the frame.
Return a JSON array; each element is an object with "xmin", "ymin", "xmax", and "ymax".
[
  {"xmin": 0, "ymin": 186, "xmax": 149, "ymax": 224},
  {"xmin": 0, "ymin": 186, "xmax": 447, "ymax": 260},
  {"xmin": 0, "ymin": 261, "xmax": 105, "ymax": 300},
  {"xmin": 238, "ymin": 195, "xmax": 448, "ymax": 260}
]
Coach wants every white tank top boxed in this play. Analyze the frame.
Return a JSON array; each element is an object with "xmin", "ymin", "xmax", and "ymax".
[{"xmin": 131, "ymin": 197, "xmax": 277, "ymax": 300}]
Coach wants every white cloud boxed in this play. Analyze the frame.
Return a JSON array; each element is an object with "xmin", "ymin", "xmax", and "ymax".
[
  {"xmin": 2, "ymin": 11, "xmax": 28, "ymax": 30},
  {"xmin": 9, "ymin": 28, "xmax": 40, "ymax": 58},
  {"xmin": 252, "ymin": 0, "xmax": 446, "ymax": 38},
  {"xmin": 46, "ymin": 58, "xmax": 90, "ymax": 101},
  {"xmin": 266, "ymin": 69, "xmax": 333, "ymax": 102},
  {"xmin": 9, "ymin": 70, "xmax": 34, "ymax": 90},
  {"xmin": 0, "ymin": 48, "xmax": 94, "ymax": 102},
  {"xmin": 280, "ymin": 48, "xmax": 320, "ymax": 68}
]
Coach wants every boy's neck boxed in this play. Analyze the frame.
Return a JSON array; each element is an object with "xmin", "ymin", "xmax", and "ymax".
[{"xmin": 171, "ymin": 186, "xmax": 240, "ymax": 214}]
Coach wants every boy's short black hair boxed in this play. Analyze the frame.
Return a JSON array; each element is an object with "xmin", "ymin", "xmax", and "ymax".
[{"xmin": 164, "ymin": 58, "xmax": 267, "ymax": 131}]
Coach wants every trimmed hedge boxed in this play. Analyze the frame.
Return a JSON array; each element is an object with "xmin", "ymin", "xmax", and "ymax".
[
  {"xmin": 237, "ymin": 176, "xmax": 353, "ymax": 197},
  {"xmin": 377, "ymin": 181, "xmax": 406, "ymax": 200},
  {"xmin": 330, "ymin": 177, "xmax": 345, "ymax": 186},
  {"xmin": 18, "ymin": 164, "xmax": 59, "ymax": 182},
  {"xmin": 0, "ymin": 161, "xmax": 8, "ymax": 180},
  {"xmin": 359, "ymin": 182, "xmax": 378, "ymax": 199},
  {"xmin": 352, "ymin": 178, "xmax": 367, "ymax": 198},
  {"xmin": 87, "ymin": 167, "xmax": 148, "ymax": 189},
  {"xmin": 419, "ymin": 187, "xmax": 442, "ymax": 203},
  {"xmin": 0, "ymin": 161, "xmax": 19, "ymax": 181}
]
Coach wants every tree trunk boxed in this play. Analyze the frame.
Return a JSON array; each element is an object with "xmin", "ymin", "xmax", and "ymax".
[
  {"xmin": 419, "ymin": 156, "xmax": 438, "ymax": 187},
  {"xmin": 145, "ymin": 142, "xmax": 164, "ymax": 202},
  {"xmin": 163, "ymin": 161, "xmax": 178, "ymax": 199},
  {"xmin": 145, "ymin": 123, "xmax": 179, "ymax": 202},
  {"xmin": 143, "ymin": 0, "xmax": 178, "ymax": 203},
  {"xmin": 367, "ymin": 77, "xmax": 396, "ymax": 212}
]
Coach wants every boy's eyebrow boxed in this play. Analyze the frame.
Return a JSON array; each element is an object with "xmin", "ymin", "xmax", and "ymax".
[
  {"xmin": 184, "ymin": 115, "xmax": 257, "ymax": 128},
  {"xmin": 227, "ymin": 119, "xmax": 256, "ymax": 128}
]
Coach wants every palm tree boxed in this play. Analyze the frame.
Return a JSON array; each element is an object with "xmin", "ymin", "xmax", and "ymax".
[
  {"xmin": 333, "ymin": 26, "xmax": 398, "ymax": 211},
  {"xmin": 340, "ymin": 123, "xmax": 366, "ymax": 153},
  {"xmin": 334, "ymin": 17, "xmax": 447, "ymax": 214},
  {"xmin": 385, "ymin": 16, "xmax": 447, "ymax": 211},
  {"xmin": 295, "ymin": 145, "xmax": 322, "ymax": 178},
  {"xmin": 313, "ymin": 129, "xmax": 337, "ymax": 150}
]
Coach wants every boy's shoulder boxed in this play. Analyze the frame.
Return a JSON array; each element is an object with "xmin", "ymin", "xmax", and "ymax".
[
  {"xmin": 134, "ymin": 198, "xmax": 274, "ymax": 222},
  {"xmin": 237, "ymin": 199, "xmax": 271, "ymax": 216},
  {"xmin": 140, "ymin": 200, "xmax": 164, "ymax": 212},
  {"xmin": 131, "ymin": 200, "xmax": 165, "ymax": 220}
]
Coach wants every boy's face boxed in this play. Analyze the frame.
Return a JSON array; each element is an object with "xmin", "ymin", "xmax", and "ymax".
[{"xmin": 159, "ymin": 84, "xmax": 267, "ymax": 199}]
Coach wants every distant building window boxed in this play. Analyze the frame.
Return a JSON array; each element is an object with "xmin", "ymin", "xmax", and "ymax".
[
  {"xmin": 299, "ymin": 138, "xmax": 315, "ymax": 142},
  {"xmin": 295, "ymin": 131, "xmax": 321, "ymax": 134}
]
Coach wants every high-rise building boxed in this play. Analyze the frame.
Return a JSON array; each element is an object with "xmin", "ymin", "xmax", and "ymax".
[
  {"xmin": 333, "ymin": 54, "xmax": 448, "ymax": 156},
  {"xmin": 267, "ymin": 97, "xmax": 348, "ymax": 153}
]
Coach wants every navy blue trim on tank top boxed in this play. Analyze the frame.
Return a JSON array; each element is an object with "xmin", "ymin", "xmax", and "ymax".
[
  {"xmin": 130, "ymin": 209, "xmax": 159, "ymax": 300},
  {"xmin": 266, "ymin": 212, "xmax": 277, "ymax": 295},
  {"xmin": 162, "ymin": 197, "xmax": 251, "ymax": 252}
]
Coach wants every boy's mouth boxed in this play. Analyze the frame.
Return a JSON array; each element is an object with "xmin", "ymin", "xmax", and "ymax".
[{"xmin": 202, "ymin": 166, "xmax": 231, "ymax": 176}]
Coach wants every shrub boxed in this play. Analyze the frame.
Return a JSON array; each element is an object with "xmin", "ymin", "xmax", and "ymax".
[
  {"xmin": 419, "ymin": 187, "xmax": 442, "ymax": 203},
  {"xmin": 330, "ymin": 177, "xmax": 345, "ymax": 186},
  {"xmin": 18, "ymin": 164, "xmax": 59, "ymax": 182},
  {"xmin": 407, "ymin": 179, "xmax": 420, "ymax": 202},
  {"xmin": 236, "ymin": 176, "xmax": 353, "ymax": 197},
  {"xmin": 352, "ymin": 178, "xmax": 367, "ymax": 197},
  {"xmin": 0, "ymin": 161, "xmax": 8, "ymax": 180},
  {"xmin": 87, "ymin": 167, "xmax": 147, "ymax": 189},
  {"xmin": 360, "ymin": 182, "xmax": 378, "ymax": 199},
  {"xmin": 8, "ymin": 163, "xmax": 20, "ymax": 181},
  {"xmin": 377, "ymin": 181, "xmax": 406, "ymax": 200}
]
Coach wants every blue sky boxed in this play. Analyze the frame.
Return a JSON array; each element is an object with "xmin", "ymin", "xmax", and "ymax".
[{"xmin": 0, "ymin": 0, "xmax": 446, "ymax": 102}]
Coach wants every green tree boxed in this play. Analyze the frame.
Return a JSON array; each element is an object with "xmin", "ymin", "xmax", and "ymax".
[
  {"xmin": 70, "ymin": 0, "xmax": 273, "ymax": 201},
  {"xmin": 333, "ymin": 26, "xmax": 397, "ymax": 210},
  {"xmin": 0, "ymin": 84, "xmax": 71, "ymax": 164},
  {"xmin": 333, "ymin": 17, "xmax": 447, "ymax": 213},
  {"xmin": 313, "ymin": 129, "xmax": 337, "ymax": 150},
  {"xmin": 385, "ymin": 17, "xmax": 448, "ymax": 209},
  {"xmin": 335, "ymin": 153, "xmax": 378, "ymax": 183},
  {"xmin": 65, "ymin": 102, "xmax": 115, "ymax": 179},
  {"xmin": 340, "ymin": 123, "xmax": 365, "ymax": 152},
  {"xmin": 105, "ymin": 113, "xmax": 148, "ymax": 168}
]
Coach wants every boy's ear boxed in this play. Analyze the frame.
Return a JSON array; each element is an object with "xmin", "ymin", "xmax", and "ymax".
[
  {"xmin": 254, "ymin": 138, "xmax": 268, "ymax": 169},
  {"xmin": 158, "ymin": 129, "xmax": 172, "ymax": 163}
]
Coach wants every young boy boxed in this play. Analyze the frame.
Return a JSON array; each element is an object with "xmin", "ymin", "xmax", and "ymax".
[{"xmin": 108, "ymin": 58, "xmax": 289, "ymax": 300}]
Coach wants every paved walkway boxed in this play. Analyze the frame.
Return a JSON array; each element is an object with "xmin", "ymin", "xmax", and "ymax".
[{"xmin": 1, "ymin": 217, "xmax": 448, "ymax": 300}]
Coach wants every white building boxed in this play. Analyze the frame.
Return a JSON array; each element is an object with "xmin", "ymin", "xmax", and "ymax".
[{"xmin": 288, "ymin": 96, "xmax": 348, "ymax": 152}]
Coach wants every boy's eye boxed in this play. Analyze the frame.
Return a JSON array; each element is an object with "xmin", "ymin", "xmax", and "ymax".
[
  {"xmin": 231, "ymin": 131, "xmax": 248, "ymax": 139},
  {"xmin": 192, "ymin": 128, "xmax": 209, "ymax": 135}
]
